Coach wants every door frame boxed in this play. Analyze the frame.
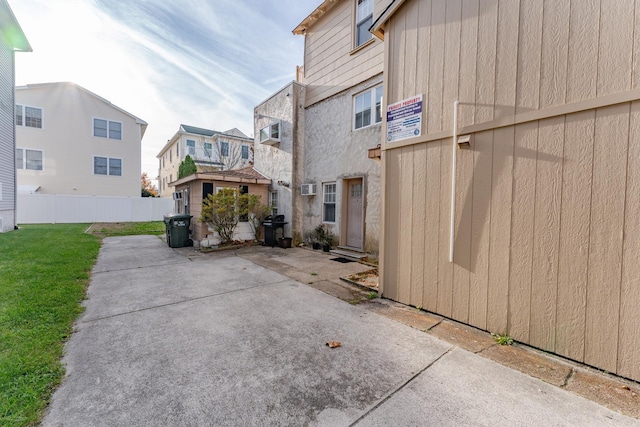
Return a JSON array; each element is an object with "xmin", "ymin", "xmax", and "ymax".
[{"xmin": 340, "ymin": 176, "xmax": 365, "ymax": 250}]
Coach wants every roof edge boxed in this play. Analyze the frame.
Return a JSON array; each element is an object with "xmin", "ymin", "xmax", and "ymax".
[
  {"xmin": 0, "ymin": 0, "xmax": 32, "ymax": 52},
  {"xmin": 293, "ymin": 0, "xmax": 340, "ymax": 35},
  {"xmin": 370, "ymin": 0, "xmax": 405, "ymax": 40}
]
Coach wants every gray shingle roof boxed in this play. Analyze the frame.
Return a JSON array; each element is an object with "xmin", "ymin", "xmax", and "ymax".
[{"xmin": 180, "ymin": 124, "xmax": 221, "ymax": 137}]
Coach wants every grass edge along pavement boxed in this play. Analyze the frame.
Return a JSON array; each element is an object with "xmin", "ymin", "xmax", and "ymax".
[{"xmin": 0, "ymin": 222, "xmax": 162, "ymax": 426}]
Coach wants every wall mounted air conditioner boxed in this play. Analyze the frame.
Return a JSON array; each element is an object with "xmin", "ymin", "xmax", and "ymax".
[{"xmin": 300, "ymin": 184, "xmax": 316, "ymax": 196}]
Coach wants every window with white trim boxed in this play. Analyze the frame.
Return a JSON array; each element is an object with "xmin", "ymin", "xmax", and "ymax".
[
  {"xmin": 204, "ymin": 142, "xmax": 212, "ymax": 157},
  {"xmin": 94, "ymin": 118, "xmax": 122, "ymax": 140},
  {"xmin": 16, "ymin": 148, "xmax": 44, "ymax": 171},
  {"xmin": 220, "ymin": 141, "xmax": 229, "ymax": 157},
  {"xmin": 323, "ymin": 182, "xmax": 336, "ymax": 223},
  {"xmin": 354, "ymin": 85, "xmax": 383, "ymax": 130},
  {"xmin": 15, "ymin": 105, "xmax": 43, "ymax": 129},
  {"xmin": 259, "ymin": 122, "xmax": 280, "ymax": 143},
  {"xmin": 270, "ymin": 191, "xmax": 278, "ymax": 215},
  {"xmin": 94, "ymin": 156, "xmax": 122, "ymax": 176},
  {"xmin": 241, "ymin": 145, "xmax": 249, "ymax": 160},
  {"xmin": 356, "ymin": 0, "xmax": 373, "ymax": 47},
  {"xmin": 186, "ymin": 139, "xmax": 196, "ymax": 156}
]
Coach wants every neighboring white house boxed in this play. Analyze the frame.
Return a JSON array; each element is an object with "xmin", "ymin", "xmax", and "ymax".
[
  {"xmin": 253, "ymin": 81, "xmax": 305, "ymax": 241},
  {"xmin": 290, "ymin": 0, "xmax": 390, "ymax": 257},
  {"xmin": 15, "ymin": 82, "xmax": 147, "ymax": 197},
  {"xmin": 0, "ymin": 0, "xmax": 30, "ymax": 232},
  {"xmin": 157, "ymin": 124, "xmax": 253, "ymax": 198}
]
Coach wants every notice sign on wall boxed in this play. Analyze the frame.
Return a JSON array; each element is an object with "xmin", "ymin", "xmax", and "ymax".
[{"xmin": 386, "ymin": 95, "xmax": 423, "ymax": 143}]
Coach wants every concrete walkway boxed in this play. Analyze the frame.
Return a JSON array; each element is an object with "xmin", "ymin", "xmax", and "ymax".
[{"xmin": 43, "ymin": 236, "xmax": 639, "ymax": 426}]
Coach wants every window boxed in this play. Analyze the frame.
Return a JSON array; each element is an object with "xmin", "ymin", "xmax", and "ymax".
[
  {"xmin": 259, "ymin": 121, "xmax": 280, "ymax": 144},
  {"xmin": 220, "ymin": 141, "xmax": 229, "ymax": 157},
  {"xmin": 356, "ymin": 0, "xmax": 373, "ymax": 47},
  {"xmin": 270, "ymin": 191, "xmax": 278, "ymax": 215},
  {"xmin": 176, "ymin": 145, "xmax": 179, "ymax": 157},
  {"xmin": 187, "ymin": 139, "xmax": 196, "ymax": 156},
  {"xmin": 94, "ymin": 156, "xmax": 122, "ymax": 176},
  {"xmin": 15, "ymin": 105, "xmax": 43, "ymax": 129},
  {"xmin": 354, "ymin": 85, "xmax": 383, "ymax": 130},
  {"xmin": 15, "ymin": 105, "xmax": 23, "ymax": 126},
  {"xmin": 204, "ymin": 142, "xmax": 212, "ymax": 157},
  {"xmin": 241, "ymin": 145, "xmax": 249, "ymax": 160},
  {"xmin": 323, "ymin": 182, "xmax": 336, "ymax": 223},
  {"xmin": 94, "ymin": 118, "xmax": 122, "ymax": 139},
  {"xmin": 169, "ymin": 149, "xmax": 172, "ymax": 162},
  {"xmin": 16, "ymin": 148, "xmax": 44, "ymax": 170}
]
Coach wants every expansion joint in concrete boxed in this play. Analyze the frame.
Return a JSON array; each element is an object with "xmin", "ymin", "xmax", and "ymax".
[{"xmin": 349, "ymin": 346, "xmax": 455, "ymax": 426}]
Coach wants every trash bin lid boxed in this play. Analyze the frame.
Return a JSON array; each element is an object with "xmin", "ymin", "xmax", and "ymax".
[{"xmin": 164, "ymin": 213, "xmax": 192, "ymax": 220}]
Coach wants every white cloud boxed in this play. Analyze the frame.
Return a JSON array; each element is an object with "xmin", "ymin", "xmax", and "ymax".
[{"xmin": 10, "ymin": 0, "xmax": 310, "ymax": 182}]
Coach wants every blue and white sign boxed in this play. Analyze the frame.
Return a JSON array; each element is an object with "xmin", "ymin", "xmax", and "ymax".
[{"xmin": 386, "ymin": 95, "xmax": 423, "ymax": 143}]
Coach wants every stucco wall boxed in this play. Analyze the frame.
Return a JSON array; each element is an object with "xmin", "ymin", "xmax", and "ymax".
[
  {"xmin": 254, "ymin": 82, "xmax": 306, "ymax": 242},
  {"xmin": 303, "ymin": 75, "xmax": 382, "ymax": 255}
]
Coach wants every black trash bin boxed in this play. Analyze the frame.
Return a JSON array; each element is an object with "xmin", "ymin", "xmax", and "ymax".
[
  {"xmin": 262, "ymin": 215, "xmax": 287, "ymax": 247},
  {"xmin": 163, "ymin": 213, "xmax": 192, "ymax": 248}
]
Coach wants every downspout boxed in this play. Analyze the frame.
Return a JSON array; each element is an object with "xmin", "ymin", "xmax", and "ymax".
[{"xmin": 449, "ymin": 101, "xmax": 459, "ymax": 263}]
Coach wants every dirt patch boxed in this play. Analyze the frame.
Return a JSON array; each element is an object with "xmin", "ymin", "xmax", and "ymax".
[{"xmin": 343, "ymin": 269, "xmax": 379, "ymax": 290}]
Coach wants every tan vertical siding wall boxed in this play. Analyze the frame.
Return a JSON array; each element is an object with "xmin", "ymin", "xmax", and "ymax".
[{"xmin": 381, "ymin": 0, "xmax": 640, "ymax": 381}]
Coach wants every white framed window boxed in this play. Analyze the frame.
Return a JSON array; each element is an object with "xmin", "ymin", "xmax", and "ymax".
[
  {"xmin": 323, "ymin": 182, "xmax": 336, "ymax": 223},
  {"xmin": 16, "ymin": 148, "xmax": 44, "ymax": 171},
  {"xmin": 186, "ymin": 139, "xmax": 196, "ymax": 156},
  {"xmin": 241, "ymin": 145, "xmax": 249, "ymax": 160},
  {"xmin": 354, "ymin": 85, "xmax": 383, "ymax": 130},
  {"xmin": 356, "ymin": 0, "xmax": 373, "ymax": 47},
  {"xmin": 15, "ymin": 105, "xmax": 43, "ymax": 129},
  {"xmin": 204, "ymin": 142, "xmax": 212, "ymax": 157},
  {"xmin": 270, "ymin": 191, "xmax": 278, "ymax": 215},
  {"xmin": 94, "ymin": 156, "xmax": 122, "ymax": 176},
  {"xmin": 94, "ymin": 118, "xmax": 122, "ymax": 140},
  {"xmin": 259, "ymin": 121, "xmax": 280, "ymax": 144},
  {"xmin": 220, "ymin": 141, "xmax": 229, "ymax": 157}
]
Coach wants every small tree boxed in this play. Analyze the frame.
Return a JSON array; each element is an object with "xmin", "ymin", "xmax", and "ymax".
[
  {"xmin": 141, "ymin": 172, "xmax": 158, "ymax": 197},
  {"xmin": 178, "ymin": 155, "xmax": 197, "ymax": 179},
  {"xmin": 241, "ymin": 194, "xmax": 271, "ymax": 241},
  {"xmin": 200, "ymin": 188, "xmax": 240, "ymax": 244}
]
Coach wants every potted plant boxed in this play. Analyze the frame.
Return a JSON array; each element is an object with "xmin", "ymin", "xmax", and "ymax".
[
  {"xmin": 312, "ymin": 224, "xmax": 325, "ymax": 250},
  {"xmin": 322, "ymin": 231, "xmax": 333, "ymax": 252}
]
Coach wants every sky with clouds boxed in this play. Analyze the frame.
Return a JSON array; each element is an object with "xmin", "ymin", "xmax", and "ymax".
[{"xmin": 10, "ymin": 0, "xmax": 314, "ymax": 183}]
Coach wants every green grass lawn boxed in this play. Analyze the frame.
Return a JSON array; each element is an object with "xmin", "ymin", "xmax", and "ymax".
[{"xmin": 0, "ymin": 222, "xmax": 162, "ymax": 426}]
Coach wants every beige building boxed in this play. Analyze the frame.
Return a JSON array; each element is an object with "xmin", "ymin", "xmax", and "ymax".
[
  {"xmin": 292, "ymin": 0, "xmax": 391, "ymax": 257},
  {"xmin": 0, "ymin": 0, "xmax": 30, "ymax": 232},
  {"xmin": 15, "ymin": 82, "xmax": 147, "ymax": 197},
  {"xmin": 157, "ymin": 125, "xmax": 253, "ymax": 198},
  {"xmin": 373, "ymin": 0, "xmax": 640, "ymax": 382}
]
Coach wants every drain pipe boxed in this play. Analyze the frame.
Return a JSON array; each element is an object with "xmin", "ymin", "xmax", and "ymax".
[{"xmin": 449, "ymin": 101, "xmax": 459, "ymax": 263}]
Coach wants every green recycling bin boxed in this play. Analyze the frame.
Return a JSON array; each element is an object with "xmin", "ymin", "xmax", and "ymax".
[{"xmin": 163, "ymin": 213, "xmax": 192, "ymax": 248}]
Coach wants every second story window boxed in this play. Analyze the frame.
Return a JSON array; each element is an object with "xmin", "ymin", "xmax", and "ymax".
[
  {"xmin": 186, "ymin": 140, "xmax": 196, "ymax": 156},
  {"xmin": 220, "ymin": 141, "xmax": 229, "ymax": 157},
  {"xmin": 241, "ymin": 145, "xmax": 249, "ymax": 160},
  {"xmin": 354, "ymin": 85, "xmax": 383, "ymax": 130},
  {"xmin": 204, "ymin": 142, "xmax": 212, "ymax": 157},
  {"xmin": 356, "ymin": 0, "xmax": 373, "ymax": 47},
  {"xmin": 94, "ymin": 118, "xmax": 122, "ymax": 140},
  {"xmin": 93, "ymin": 156, "xmax": 122, "ymax": 176},
  {"xmin": 16, "ymin": 105, "xmax": 43, "ymax": 129}
]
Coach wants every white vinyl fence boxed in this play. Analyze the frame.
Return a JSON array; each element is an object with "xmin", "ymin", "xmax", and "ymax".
[{"xmin": 17, "ymin": 194, "xmax": 174, "ymax": 224}]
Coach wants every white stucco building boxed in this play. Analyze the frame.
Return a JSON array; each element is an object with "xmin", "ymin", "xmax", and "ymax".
[
  {"xmin": 15, "ymin": 82, "xmax": 147, "ymax": 197},
  {"xmin": 290, "ymin": 0, "xmax": 390, "ymax": 256},
  {"xmin": 253, "ymin": 81, "xmax": 305, "ymax": 241}
]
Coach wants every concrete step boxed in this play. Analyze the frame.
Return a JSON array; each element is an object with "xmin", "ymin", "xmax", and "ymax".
[{"xmin": 329, "ymin": 248, "xmax": 368, "ymax": 260}]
